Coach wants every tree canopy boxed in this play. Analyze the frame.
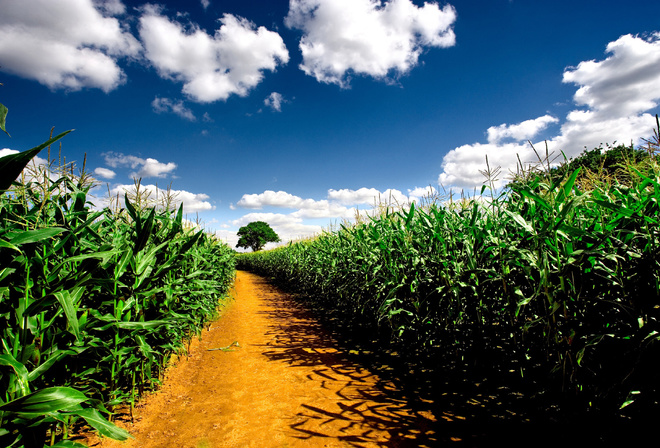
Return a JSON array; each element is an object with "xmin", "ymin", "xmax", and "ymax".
[{"xmin": 236, "ymin": 221, "xmax": 281, "ymax": 252}]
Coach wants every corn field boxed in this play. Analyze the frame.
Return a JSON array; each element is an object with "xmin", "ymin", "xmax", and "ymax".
[
  {"xmin": 238, "ymin": 146, "xmax": 660, "ymax": 418},
  {"xmin": 0, "ymin": 134, "xmax": 236, "ymax": 447}
]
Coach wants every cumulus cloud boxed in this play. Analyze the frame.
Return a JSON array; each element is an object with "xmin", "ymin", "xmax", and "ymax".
[
  {"xmin": 235, "ymin": 187, "xmax": 440, "ymax": 223},
  {"xmin": 139, "ymin": 7, "xmax": 289, "ymax": 102},
  {"xmin": 135, "ymin": 158, "xmax": 177, "ymax": 179},
  {"xmin": 290, "ymin": 202, "xmax": 355, "ymax": 219},
  {"xmin": 551, "ymin": 110, "xmax": 654, "ymax": 155},
  {"xmin": 105, "ymin": 183, "xmax": 214, "ymax": 213},
  {"xmin": 93, "ymin": 0, "xmax": 125, "ymax": 15},
  {"xmin": 327, "ymin": 187, "xmax": 414, "ymax": 206},
  {"xmin": 232, "ymin": 212, "xmax": 302, "ymax": 227},
  {"xmin": 285, "ymin": 0, "xmax": 457, "ymax": 86},
  {"xmin": 439, "ymin": 141, "xmax": 532, "ymax": 190},
  {"xmin": 438, "ymin": 32, "xmax": 660, "ymax": 190},
  {"xmin": 563, "ymin": 33, "xmax": 660, "ymax": 118},
  {"xmin": 103, "ymin": 153, "xmax": 142, "ymax": 169},
  {"xmin": 407, "ymin": 185, "xmax": 438, "ymax": 202},
  {"xmin": 152, "ymin": 97, "xmax": 196, "ymax": 121},
  {"xmin": 235, "ymin": 190, "xmax": 356, "ymax": 219},
  {"xmin": 94, "ymin": 167, "xmax": 116, "ymax": 179},
  {"xmin": 213, "ymin": 228, "xmax": 240, "ymax": 248},
  {"xmin": 487, "ymin": 115, "xmax": 559, "ymax": 144},
  {"xmin": 101, "ymin": 152, "xmax": 177, "ymax": 179},
  {"xmin": 0, "ymin": 0, "xmax": 140, "ymax": 92},
  {"xmin": 327, "ymin": 187, "xmax": 381, "ymax": 205},
  {"xmin": 264, "ymin": 92, "xmax": 285, "ymax": 112},
  {"xmin": 237, "ymin": 190, "xmax": 307, "ymax": 209}
]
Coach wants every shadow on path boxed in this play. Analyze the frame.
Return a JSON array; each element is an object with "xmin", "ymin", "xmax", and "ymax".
[
  {"xmin": 252, "ymin": 274, "xmax": 654, "ymax": 447},
  {"xmin": 250, "ymin": 275, "xmax": 439, "ymax": 447}
]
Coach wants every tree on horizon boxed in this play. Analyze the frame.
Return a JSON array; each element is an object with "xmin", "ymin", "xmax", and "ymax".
[{"xmin": 236, "ymin": 221, "xmax": 281, "ymax": 252}]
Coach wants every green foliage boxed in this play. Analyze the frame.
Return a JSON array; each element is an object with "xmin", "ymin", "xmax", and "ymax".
[
  {"xmin": 0, "ymin": 131, "xmax": 71, "ymax": 193},
  {"xmin": 551, "ymin": 142, "xmax": 652, "ymax": 188},
  {"xmin": 0, "ymin": 102, "xmax": 8, "ymax": 137},
  {"xmin": 238, "ymin": 145, "xmax": 660, "ymax": 419},
  {"xmin": 236, "ymin": 221, "xmax": 281, "ymax": 252},
  {"xmin": 1, "ymin": 81, "xmax": 8, "ymax": 137},
  {"xmin": 0, "ymin": 144, "xmax": 236, "ymax": 446}
]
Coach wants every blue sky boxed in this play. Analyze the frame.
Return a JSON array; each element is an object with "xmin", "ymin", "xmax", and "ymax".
[{"xmin": 2, "ymin": 0, "xmax": 660, "ymax": 249}]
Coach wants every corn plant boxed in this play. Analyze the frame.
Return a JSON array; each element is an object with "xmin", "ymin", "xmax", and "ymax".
[
  {"xmin": 0, "ymin": 134, "xmax": 235, "ymax": 446},
  {"xmin": 238, "ymin": 130, "xmax": 660, "ymax": 418}
]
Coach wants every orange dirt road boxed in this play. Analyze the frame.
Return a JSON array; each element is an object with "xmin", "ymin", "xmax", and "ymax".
[{"xmin": 84, "ymin": 270, "xmax": 439, "ymax": 448}]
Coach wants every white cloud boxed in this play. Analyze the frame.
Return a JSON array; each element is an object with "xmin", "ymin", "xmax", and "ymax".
[
  {"xmin": 487, "ymin": 115, "xmax": 559, "ymax": 144},
  {"xmin": 93, "ymin": 0, "xmax": 125, "ymax": 15},
  {"xmin": 562, "ymin": 33, "xmax": 660, "ymax": 118},
  {"xmin": 235, "ymin": 187, "xmax": 442, "ymax": 223},
  {"xmin": 327, "ymin": 187, "xmax": 382, "ymax": 205},
  {"xmin": 264, "ymin": 92, "xmax": 285, "ymax": 112},
  {"xmin": 285, "ymin": 0, "xmax": 457, "ymax": 86},
  {"xmin": 236, "ymin": 190, "xmax": 305, "ymax": 208},
  {"xmin": 200, "ymin": 0, "xmax": 210, "ymax": 10},
  {"xmin": 407, "ymin": 185, "xmax": 438, "ymax": 202},
  {"xmin": 232, "ymin": 212, "xmax": 301, "ymax": 227},
  {"xmin": 551, "ymin": 110, "xmax": 655, "ymax": 156},
  {"xmin": 235, "ymin": 190, "xmax": 356, "ymax": 219},
  {"xmin": 101, "ymin": 152, "xmax": 177, "ymax": 179},
  {"xmin": 152, "ymin": 97, "xmax": 196, "ymax": 121},
  {"xmin": 139, "ymin": 7, "xmax": 289, "ymax": 102},
  {"xmin": 0, "ymin": 0, "xmax": 140, "ymax": 92},
  {"xmin": 327, "ymin": 187, "xmax": 413, "ymax": 206},
  {"xmin": 213, "ymin": 228, "xmax": 239, "ymax": 248},
  {"xmin": 94, "ymin": 167, "xmax": 116, "ymax": 179},
  {"xmin": 438, "ymin": 32, "xmax": 660, "ymax": 190},
  {"xmin": 237, "ymin": 190, "xmax": 342, "ymax": 210},
  {"xmin": 103, "ymin": 153, "xmax": 143, "ymax": 169},
  {"xmin": 290, "ymin": 202, "xmax": 355, "ymax": 220},
  {"xmin": 105, "ymin": 183, "xmax": 214, "ymax": 213},
  {"xmin": 134, "ymin": 158, "xmax": 177, "ymax": 178},
  {"xmin": 439, "ymin": 141, "xmax": 532, "ymax": 190}
]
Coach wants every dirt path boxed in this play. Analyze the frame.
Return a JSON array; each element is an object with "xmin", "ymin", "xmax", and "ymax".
[{"xmin": 83, "ymin": 270, "xmax": 440, "ymax": 448}]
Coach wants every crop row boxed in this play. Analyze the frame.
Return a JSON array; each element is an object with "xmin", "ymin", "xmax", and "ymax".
[
  {"xmin": 238, "ymin": 149, "xmax": 660, "ymax": 418},
  {"xmin": 0, "ymin": 137, "xmax": 235, "ymax": 447}
]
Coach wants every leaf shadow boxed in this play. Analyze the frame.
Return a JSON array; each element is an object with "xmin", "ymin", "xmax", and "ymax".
[{"xmin": 251, "ymin": 274, "xmax": 655, "ymax": 447}]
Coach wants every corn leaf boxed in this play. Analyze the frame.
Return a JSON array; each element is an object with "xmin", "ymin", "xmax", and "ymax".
[
  {"xmin": 75, "ymin": 408, "xmax": 131, "ymax": 441},
  {"xmin": 10, "ymin": 227, "xmax": 67, "ymax": 246},
  {"xmin": 0, "ymin": 238, "xmax": 21, "ymax": 253},
  {"xmin": 0, "ymin": 102, "xmax": 8, "ymax": 136},
  {"xmin": 0, "ymin": 130, "xmax": 71, "ymax": 193},
  {"xmin": 503, "ymin": 210, "xmax": 535, "ymax": 234},
  {"xmin": 0, "ymin": 387, "xmax": 86, "ymax": 414},
  {"xmin": 27, "ymin": 350, "xmax": 74, "ymax": 382},
  {"xmin": 0, "ymin": 353, "xmax": 30, "ymax": 396},
  {"xmin": 54, "ymin": 288, "xmax": 84, "ymax": 342},
  {"xmin": 116, "ymin": 320, "xmax": 172, "ymax": 330}
]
